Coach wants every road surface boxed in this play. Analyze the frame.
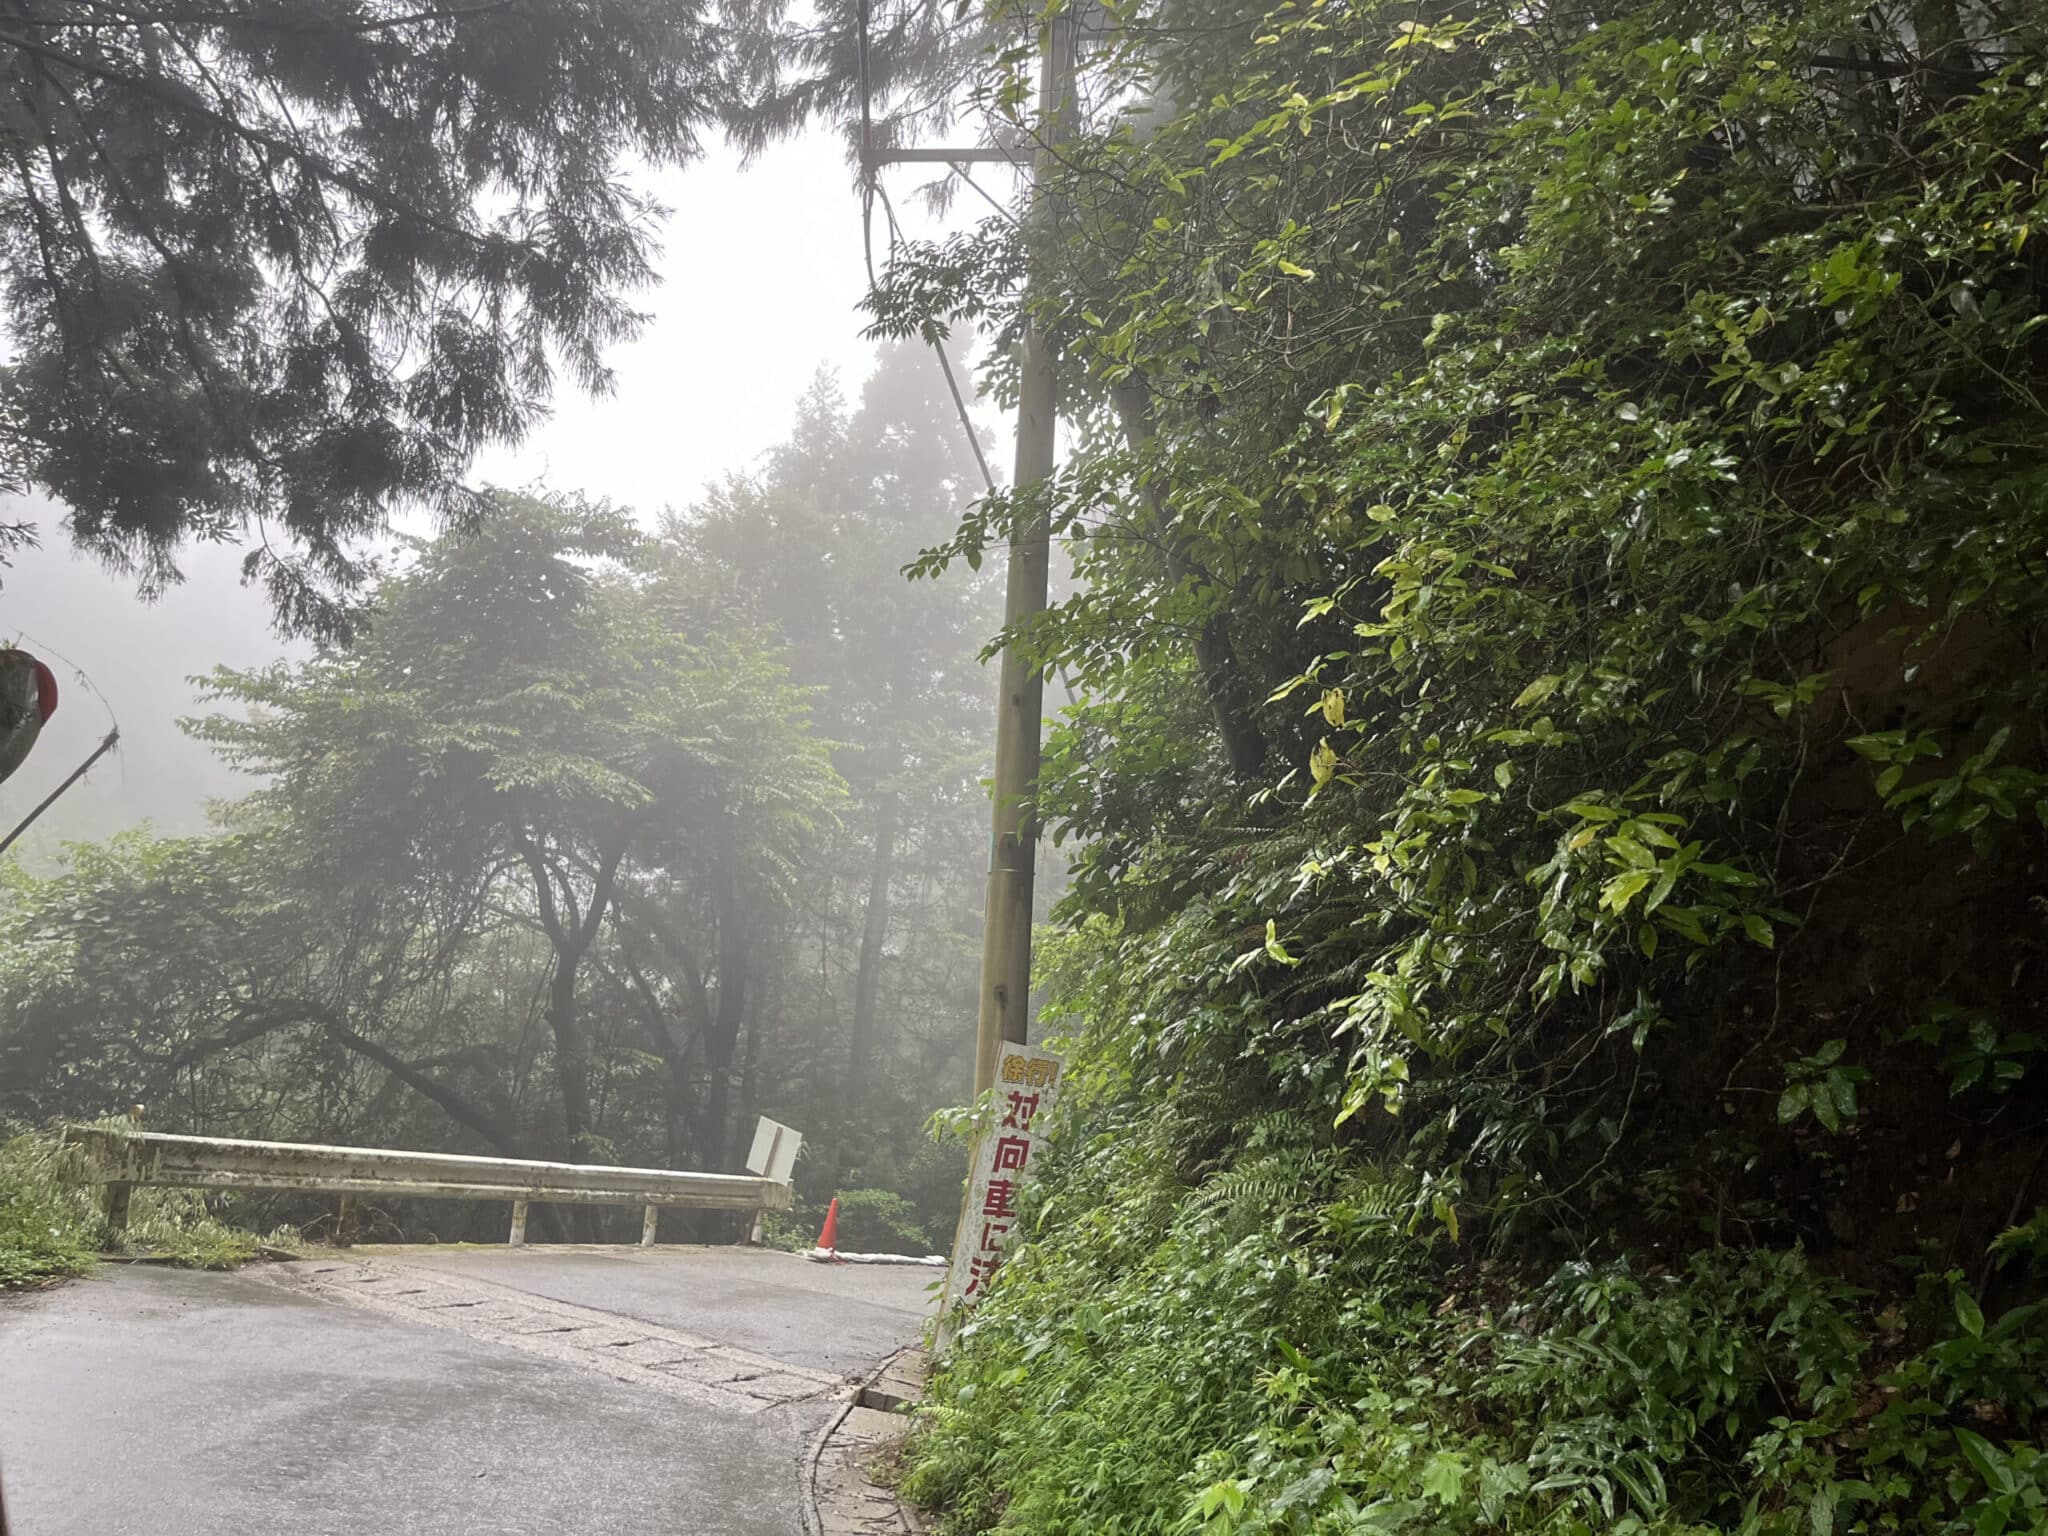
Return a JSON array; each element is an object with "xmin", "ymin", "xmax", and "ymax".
[{"xmin": 0, "ymin": 1245, "xmax": 937, "ymax": 1535}]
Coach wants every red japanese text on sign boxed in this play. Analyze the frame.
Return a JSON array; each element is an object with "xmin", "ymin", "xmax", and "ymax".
[{"xmin": 944, "ymin": 1044, "xmax": 1064, "ymax": 1327}]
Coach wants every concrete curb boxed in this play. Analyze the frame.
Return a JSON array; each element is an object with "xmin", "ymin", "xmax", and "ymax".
[{"xmin": 804, "ymin": 1345, "xmax": 931, "ymax": 1535}]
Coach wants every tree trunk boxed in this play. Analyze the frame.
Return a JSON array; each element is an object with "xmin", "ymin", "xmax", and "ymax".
[
  {"xmin": 617, "ymin": 954, "xmax": 696, "ymax": 1168},
  {"xmin": 848, "ymin": 787, "xmax": 899, "ymax": 1099},
  {"xmin": 739, "ymin": 976, "xmax": 766, "ymax": 1143},
  {"xmin": 702, "ymin": 823, "xmax": 750, "ymax": 1171},
  {"xmin": 703, "ymin": 1057, "xmax": 734, "ymax": 1175},
  {"xmin": 518, "ymin": 835, "xmax": 630, "ymax": 1241},
  {"xmin": 548, "ymin": 957, "xmax": 594, "ymax": 1160},
  {"xmin": 327, "ymin": 1020, "xmax": 522, "ymax": 1157},
  {"xmin": 651, "ymin": 1022, "xmax": 696, "ymax": 1171}
]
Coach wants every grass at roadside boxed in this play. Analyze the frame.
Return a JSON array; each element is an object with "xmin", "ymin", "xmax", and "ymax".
[
  {"xmin": 0, "ymin": 1129, "xmax": 94, "ymax": 1290},
  {"xmin": 0, "ymin": 1122, "xmax": 300, "ymax": 1292}
]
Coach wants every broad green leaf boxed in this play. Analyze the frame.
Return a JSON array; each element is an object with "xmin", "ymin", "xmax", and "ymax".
[
  {"xmin": 1955, "ymin": 1428, "xmax": 2014, "ymax": 1495},
  {"xmin": 1955, "ymin": 1287, "xmax": 1986, "ymax": 1340},
  {"xmin": 1420, "ymin": 1451, "xmax": 1466, "ymax": 1504}
]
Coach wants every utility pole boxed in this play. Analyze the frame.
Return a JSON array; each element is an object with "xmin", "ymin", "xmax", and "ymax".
[
  {"xmin": 864, "ymin": 14, "xmax": 1077, "ymax": 1342},
  {"xmin": 971, "ymin": 16, "xmax": 1071, "ymax": 1099},
  {"xmin": 867, "ymin": 16, "xmax": 1074, "ymax": 1098}
]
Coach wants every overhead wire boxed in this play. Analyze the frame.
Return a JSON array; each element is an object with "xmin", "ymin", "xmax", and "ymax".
[
  {"xmin": 4, "ymin": 626, "xmax": 121, "ymax": 737},
  {"xmin": 854, "ymin": 0, "xmax": 999, "ymax": 498}
]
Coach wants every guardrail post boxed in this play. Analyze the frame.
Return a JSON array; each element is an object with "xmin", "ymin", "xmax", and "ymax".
[
  {"xmin": 508, "ymin": 1200, "xmax": 529, "ymax": 1247},
  {"xmin": 100, "ymin": 1181, "xmax": 131, "ymax": 1232},
  {"xmin": 337, "ymin": 1194, "xmax": 361, "ymax": 1246},
  {"xmin": 640, "ymin": 1204, "xmax": 659, "ymax": 1246}
]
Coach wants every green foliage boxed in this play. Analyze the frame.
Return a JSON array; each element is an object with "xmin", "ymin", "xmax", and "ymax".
[
  {"xmin": 835, "ymin": 1188, "xmax": 939, "ymax": 1254},
  {"xmin": 1930, "ymin": 1007, "xmax": 2042, "ymax": 1098},
  {"xmin": 0, "ymin": 0, "xmax": 719, "ymax": 633},
  {"xmin": 0, "ymin": 1124, "xmax": 295, "ymax": 1287},
  {"xmin": 1777, "ymin": 1041, "xmax": 1868, "ymax": 1135},
  {"xmin": 907, "ymin": 1000, "xmax": 2048, "ymax": 1534},
  {"xmin": 0, "ymin": 1128, "xmax": 94, "ymax": 1289},
  {"xmin": 767, "ymin": 1187, "xmax": 945, "ymax": 1256},
  {"xmin": 880, "ymin": 0, "xmax": 2048, "ymax": 1528}
]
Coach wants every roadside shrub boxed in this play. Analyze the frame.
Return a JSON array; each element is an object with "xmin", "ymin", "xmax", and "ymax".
[
  {"xmin": 833, "ymin": 1187, "xmax": 939, "ymax": 1254},
  {"xmin": 890, "ymin": 0, "xmax": 2048, "ymax": 1528},
  {"xmin": 0, "ymin": 1122, "xmax": 298, "ymax": 1283},
  {"xmin": 0, "ymin": 1129, "xmax": 94, "ymax": 1290}
]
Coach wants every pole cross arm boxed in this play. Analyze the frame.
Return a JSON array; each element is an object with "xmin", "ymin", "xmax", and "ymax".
[{"xmin": 870, "ymin": 147, "xmax": 1023, "ymax": 165}]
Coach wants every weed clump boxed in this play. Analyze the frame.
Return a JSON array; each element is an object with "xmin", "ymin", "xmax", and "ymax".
[{"xmin": 0, "ymin": 1122, "xmax": 298, "ymax": 1290}]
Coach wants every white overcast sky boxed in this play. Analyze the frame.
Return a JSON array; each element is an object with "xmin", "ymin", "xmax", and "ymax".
[
  {"xmin": 0, "ymin": 129, "xmax": 1011, "ymax": 852},
  {"xmin": 481, "ymin": 132, "xmax": 1003, "ymax": 510}
]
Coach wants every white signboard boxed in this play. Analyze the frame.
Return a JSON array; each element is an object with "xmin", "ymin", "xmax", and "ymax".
[
  {"xmin": 745, "ymin": 1117, "xmax": 802, "ymax": 1183},
  {"xmin": 941, "ymin": 1042, "xmax": 1064, "ymax": 1322}
]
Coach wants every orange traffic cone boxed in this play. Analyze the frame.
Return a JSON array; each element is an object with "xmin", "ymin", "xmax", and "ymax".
[{"xmin": 810, "ymin": 1197, "xmax": 842, "ymax": 1263}]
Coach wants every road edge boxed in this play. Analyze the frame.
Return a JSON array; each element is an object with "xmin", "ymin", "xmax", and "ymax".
[{"xmin": 805, "ymin": 1345, "xmax": 931, "ymax": 1535}]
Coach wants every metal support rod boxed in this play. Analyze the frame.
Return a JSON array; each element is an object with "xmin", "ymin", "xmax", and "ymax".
[
  {"xmin": 972, "ymin": 17, "xmax": 1073, "ymax": 1100},
  {"xmin": 508, "ymin": 1200, "xmax": 529, "ymax": 1247},
  {"xmin": 640, "ymin": 1204, "xmax": 659, "ymax": 1246},
  {"xmin": 0, "ymin": 727, "xmax": 118, "ymax": 858}
]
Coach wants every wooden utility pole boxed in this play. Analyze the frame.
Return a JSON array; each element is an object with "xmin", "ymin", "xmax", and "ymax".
[
  {"xmin": 865, "ymin": 20, "xmax": 1074, "ymax": 1099},
  {"xmin": 971, "ymin": 17, "xmax": 1072, "ymax": 1099}
]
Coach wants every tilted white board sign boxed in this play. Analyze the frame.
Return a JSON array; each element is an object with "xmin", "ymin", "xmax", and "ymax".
[{"xmin": 745, "ymin": 1117, "xmax": 802, "ymax": 1183}]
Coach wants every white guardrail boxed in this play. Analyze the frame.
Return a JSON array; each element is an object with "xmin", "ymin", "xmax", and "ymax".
[{"xmin": 65, "ymin": 1117, "xmax": 802, "ymax": 1247}]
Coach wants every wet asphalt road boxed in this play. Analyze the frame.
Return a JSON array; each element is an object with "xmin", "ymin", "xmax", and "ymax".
[
  {"xmin": 380, "ymin": 1244, "xmax": 943, "ymax": 1377},
  {"xmin": 0, "ymin": 1246, "xmax": 935, "ymax": 1536}
]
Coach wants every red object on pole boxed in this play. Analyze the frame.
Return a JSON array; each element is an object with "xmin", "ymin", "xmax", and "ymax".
[
  {"xmin": 0, "ymin": 649, "xmax": 58, "ymax": 787},
  {"xmin": 815, "ymin": 1197, "xmax": 840, "ymax": 1256}
]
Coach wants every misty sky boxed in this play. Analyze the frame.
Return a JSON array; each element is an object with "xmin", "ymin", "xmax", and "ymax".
[
  {"xmin": 0, "ymin": 131, "xmax": 1007, "ymax": 860},
  {"xmin": 478, "ymin": 132, "xmax": 993, "ymax": 509}
]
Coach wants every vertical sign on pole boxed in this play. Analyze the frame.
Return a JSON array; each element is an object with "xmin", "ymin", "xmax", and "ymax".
[{"xmin": 940, "ymin": 1042, "xmax": 1064, "ymax": 1334}]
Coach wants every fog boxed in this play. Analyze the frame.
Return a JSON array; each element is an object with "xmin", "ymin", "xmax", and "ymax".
[
  {"xmin": 0, "ymin": 130, "xmax": 1004, "ymax": 860},
  {"xmin": 0, "ymin": 65, "xmax": 1031, "ymax": 1241},
  {"xmin": 0, "ymin": 503, "xmax": 292, "ymax": 858}
]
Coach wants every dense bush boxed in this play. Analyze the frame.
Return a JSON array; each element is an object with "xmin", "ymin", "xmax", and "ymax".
[
  {"xmin": 908, "ymin": 1093, "xmax": 2048, "ymax": 1532},
  {"xmin": 832, "ymin": 1188, "xmax": 941, "ymax": 1254},
  {"xmin": 0, "ymin": 1130, "xmax": 94, "ymax": 1290},
  {"xmin": 0, "ymin": 1124, "xmax": 293, "ymax": 1287},
  {"xmin": 890, "ymin": 0, "xmax": 2048, "ymax": 1528}
]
